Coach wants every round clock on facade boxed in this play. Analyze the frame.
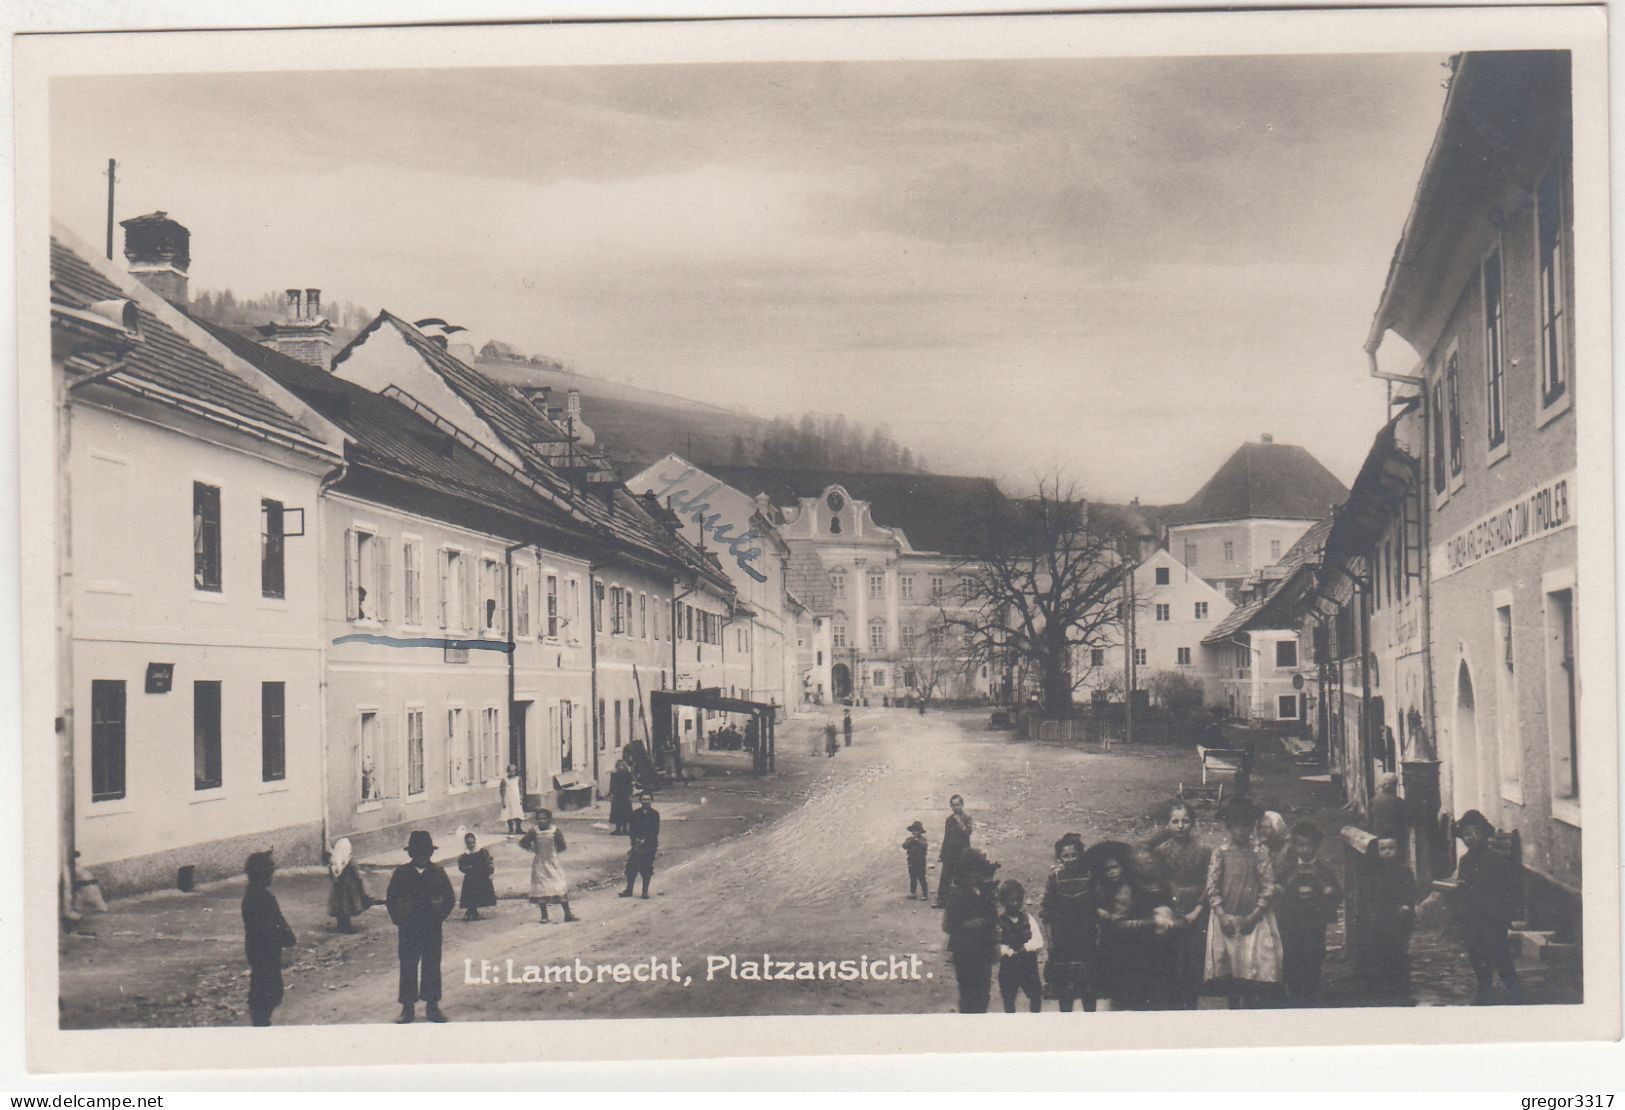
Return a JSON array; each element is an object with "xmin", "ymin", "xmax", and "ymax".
[{"xmin": 826, "ymin": 491, "xmax": 845, "ymax": 512}]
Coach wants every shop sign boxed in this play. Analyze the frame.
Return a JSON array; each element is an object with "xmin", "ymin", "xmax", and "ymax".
[{"xmin": 1433, "ymin": 471, "xmax": 1574, "ymax": 580}]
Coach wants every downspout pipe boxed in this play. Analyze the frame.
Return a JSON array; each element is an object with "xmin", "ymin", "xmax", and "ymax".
[
  {"xmin": 588, "ymin": 564, "xmax": 600, "ymax": 797},
  {"xmin": 504, "ymin": 540, "xmax": 528, "ymax": 785},
  {"xmin": 315, "ymin": 459, "xmax": 350, "ymax": 860}
]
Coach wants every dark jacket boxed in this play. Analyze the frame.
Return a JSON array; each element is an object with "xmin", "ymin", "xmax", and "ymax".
[
  {"xmin": 902, "ymin": 834, "xmax": 928, "ymax": 871},
  {"xmin": 1456, "ymin": 845, "xmax": 1520, "ymax": 933},
  {"xmin": 1275, "ymin": 853, "xmax": 1341, "ymax": 929},
  {"xmin": 941, "ymin": 813, "xmax": 972, "ymax": 862},
  {"xmin": 629, "ymin": 807, "xmax": 661, "ymax": 856},
  {"xmin": 242, "ymin": 885, "xmax": 296, "ymax": 963},
  {"xmin": 942, "ymin": 881, "xmax": 998, "ymax": 962},
  {"xmin": 609, "ymin": 770, "xmax": 635, "ymax": 823},
  {"xmin": 386, "ymin": 861, "xmax": 455, "ymax": 932}
]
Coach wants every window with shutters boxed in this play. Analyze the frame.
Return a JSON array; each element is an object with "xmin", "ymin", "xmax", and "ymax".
[
  {"xmin": 438, "ymin": 548, "xmax": 469, "ymax": 632},
  {"xmin": 446, "ymin": 706, "xmax": 471, "ymax": 790},
  {"xmin": 405, "ymin": 708, "xmax": 426, "ymax": 796},
  {"xmin": 402, "ymin": 539, "xmax": 423, "ymax": 626},
  {"xmin": 614, "ymin": 700, "xmax": 623, "ymax": 749},
  {"xmin": 560, "ymin": 700, "xmax": 575, "ymax": 772},
  {"xmin": 568, "ymin": 578, "xmax": 580, "ymax": 640},
  {"xmin": 1446, "ymin": 349, "xmax": 1464, "ymax": 479},
  {"xmin": 261, "ymin": 682, "xmax": 286, "ymax": 782},
  {"xmin": 358, "ymin": 709, "xmax": 381, "ymax": 805},
  {"xmin": 90, "ymin": 680, "xmax": 126, "ymax": 802},
  {"xmin": 640, "ymin": 593, "xmax": 648, "ymax": 638},
  {"xmin": 479, "ymin": 557, "xmax": 505, "ymax": 635},
  {"xmin": 260, "ymin": 499, "xmax": 285, "ymax": 599},
  {"xmin": 193, "ymin": 483, "xmax": 221, "ymax": 592},
  {"xmin": 480, "ymin": 706, "xmax": 501, "ymax": 783},
  {"xmin": 1484, "ymin": 246, "xmax": 1507, "ymax": 451},
  {"xmin": 345, "ymin": 527, "xmax": 392, "ymax": 623},
  {"xmin": 1537, "ymin": 159, "xmax": 1569, "ymax": 410},
  {"xmin": 597, "ymin": 698, "xmax": 607, "ymax": 752},
  {"xmin": 545, "ymin": 574, "xmax": 559, "ymax": 639},
  {"xmin": 514, "ymin": 565, "xmax": 531, "ymax": 639},
  {"xmin": 194, "ymin": 681, "xmax": 222, "ymax": 791},
  {"xmin": 594, "ymin": 583, "xmax": 606, "ymax": 634}
]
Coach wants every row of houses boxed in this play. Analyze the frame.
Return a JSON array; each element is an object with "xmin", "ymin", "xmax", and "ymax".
[
  {"xmin": 52, "ymin": 210, "xmax": 1016, "ymax": 901},
  {"xmin": 1189, "ymin": 51, "xmax": 1582, "ymax": 947}
]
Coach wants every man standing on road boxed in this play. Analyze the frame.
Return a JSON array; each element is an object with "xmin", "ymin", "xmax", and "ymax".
[
  {"xmin": 842, "ymin": 709, "xmax": 854, "ymax": 747},
  {"xmin": 934, "ymin": 794, "xmax": 975, "ymax": 909},
  {"xmin": 386, "ymin": 830, "xmax": 455, "ymax": 1024},
  {"xmin": 621, "ymin": 791, "xmax": 661, "ymax": 899},
  {"xmin": 825, "ymin": 722, "xmax": 839, "ymax": 757}
]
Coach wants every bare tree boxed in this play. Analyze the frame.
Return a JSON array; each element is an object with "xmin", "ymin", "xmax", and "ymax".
[
  {"xmin": 898, "ymin": 617, "xmax": 969, "ymax": 709},
  {"xmin": 941, "ymin": 476, "xmax": 1134, "ymax": 719}
]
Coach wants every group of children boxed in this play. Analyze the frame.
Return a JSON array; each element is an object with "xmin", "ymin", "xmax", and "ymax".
[{"xmin": 917, "ymin": 794, "xmax": 1522, "ymax": 1013}]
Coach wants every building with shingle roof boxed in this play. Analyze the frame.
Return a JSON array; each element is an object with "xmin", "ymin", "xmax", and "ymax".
[
  {"xmin": 51, "ymin": 223, "xmax": 345, "ymax": 896},
  {"xmin": 1166, "ymin": 436, "xmax": 1349, "ymax": 603}
]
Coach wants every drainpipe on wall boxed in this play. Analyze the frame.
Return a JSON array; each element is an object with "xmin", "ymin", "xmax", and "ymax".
[
  {"xmin": 503, "ymin": 541, "xmax": 529, "ymax": 787},
  {"xmin": 671, "ymin": 575, "xmax": 697, "ymax": 775},
  {"xmin": 1356, "ymin": 571, "xmax": 1375, "ymax": 809},
  {"xmin": 58, "ymin": 386, "xmax": 76, "ymax": 933},
  {"xmin": 588, "ymin": 565, "xmax": 600, "ymax": 796},
  {"xmin": 315, "ymin": 460, "xmax": 349, "ymax": 858}
]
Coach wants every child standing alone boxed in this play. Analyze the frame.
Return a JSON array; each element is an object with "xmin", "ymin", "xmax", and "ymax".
[
  {"xmin": 1203, "ymin": 799, "xmax": 1283, "ymax": 1008},
  {"xmin": 903, "ymin": 821, "xmax": 930, "ymax": 901},
  {"xmin": 1451, "ymin": 810, "xmax": 1524, "ymax": 1005},
  {"xmin": 995, "ymin": 879, "xmax": 1046, "ymax": 1012}
]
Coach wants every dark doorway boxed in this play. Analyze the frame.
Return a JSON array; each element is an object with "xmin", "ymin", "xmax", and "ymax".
[{"xmin": 831, "ymin": 663, "xmax": 852, "ymax": 702}]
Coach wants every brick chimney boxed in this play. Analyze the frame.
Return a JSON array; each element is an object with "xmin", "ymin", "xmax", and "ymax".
[
  {"xmin": 257, "ymin": 284, "xmax": 334, "ymax": 368},
  {"xmin": 120, "ymin": 211, "xmax": 191, "ymax": 304}
]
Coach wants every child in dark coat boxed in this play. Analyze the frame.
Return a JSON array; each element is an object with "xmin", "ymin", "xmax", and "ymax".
[
  {"xmin": 241, "ymin": 850, "xmax": 297, "ymax": 1027},
  {"xmin": 1452, "ymin": 810, "xmax": 1524, "ymax": 1005},
  {"xmin": 1041, "ymin": 833, "xmax": 1098, "ymax": 1012},
  {"xmin": 1273, "ymin": 822, "xmax": 1341, "ymax": 1005},
  {"xmin": 1369, "ymin": 836, "xmax": 1417, "ymax": 996},
  {"xmin": 457, "ymin": 831, "xmax": 497, "ymax": 921},
  {"xmin": 941, "ymin": 848, "xmax": 1000, "ymax": 1013},
  {"xmin": 995, "ymin": 879, "xmax": 1045, "ymax": 1012},
  {"xmin": 903, "ymin": 821, "xmax": 930, "ymax": 901}
]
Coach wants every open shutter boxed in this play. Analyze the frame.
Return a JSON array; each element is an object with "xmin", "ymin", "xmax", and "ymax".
[
  {"xmin": 437, "ymin": 550, "xmax": 450, "ymax": 630},
  {"xmin": 343, "ymin": 529, "xmax": 358, "ymax": 620},
  {"xmin": 378, "ymin": 711, "xmax": 401, "ymax": 799},
  {"xmin": 465, "ymin": 560, "xmax": 478, "ymax": 636},
  {"xmin": 498, "ymin": 568, "xmax": 509, "ymax": 638},
  {"xmin": 446, "ymin": 709, "xmax": 459, "ymax": 787},
  {"xmin": 376, "ymin": 538, "xmax": 393, "ymax": 624}
]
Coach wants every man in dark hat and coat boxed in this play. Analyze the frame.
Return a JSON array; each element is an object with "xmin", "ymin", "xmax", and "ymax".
[
  {"xmin": 842, "ymin": 709, "xmax": 854, "ymax": 747},
  {"xmin": 620, "ymin": 792, "xmax": 661, "ymax": 899},
  {"xmin": 942, "ymin": 846, "xmax": 1001, "ymax": 1013},
  {"xmin": 386, "ymin": 830, "xmax": 455, "ymax": 1023},
  {"xmin": 241, "ymin": 849, "xmax": 296, "ymax": 1026}
]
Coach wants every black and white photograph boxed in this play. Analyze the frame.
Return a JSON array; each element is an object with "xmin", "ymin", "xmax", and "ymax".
[{"xmin": 10, "ymin": 4, "xmax": 1619, "ymax": 1077}]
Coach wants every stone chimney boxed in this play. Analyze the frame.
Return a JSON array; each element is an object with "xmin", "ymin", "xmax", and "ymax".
[
  {"xmin": 1261, "ymin": 433, "xmax": 1275, "ymax": 444},
  {"xmin": 562, "ymin": 388, "xmax": 595, "ymax": 447},
  {"xmin": 256, "ymin": 284, "xmax": 334, "ymax": 368},
  {"xmin": 120, "ymin": 211, "xmax": 191, "ymax": 304}
]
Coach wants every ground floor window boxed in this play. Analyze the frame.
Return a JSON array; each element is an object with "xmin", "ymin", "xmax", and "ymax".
[
  {"xmin": 261, "ymin": 682, "xmax": 286, "ymax": 782},
  {"xmin": 873, "ymin": 669, "xmax": 886, "ymax": 687},
  {"xmin": 193, "ymin": 681, "xmax": 222, "ymax": 790},
  {"xmin": 480, "ymin": 707, "xmax": 501, "ymax": 782},
  {"xmin": 1277, "ymin": 694, "xmax": 1300, "ymax": 720},
  {"xmin": 1546, "ymin": 585, "xmax": 1578, "ymax": 802},
  {"xmin": 405, "ymin": 709, "xmax": 426, "ymax": 796},
  {"xmin": 90, "ymin": 679, "xmax": 126, "ymax": 802},
  {"xmin": 447, "ymin": 707, "xmax": 470, "ymax": 788},
  {"xmin": 359, "ymin": 710, "xmax": 381, "ymax": 803}
]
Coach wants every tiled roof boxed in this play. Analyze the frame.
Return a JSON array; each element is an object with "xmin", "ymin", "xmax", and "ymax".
[
  {"xmin": 784, "ymin": 542, "xmax": 835, "ymax": 613},
  {"xmin": 190, "ymin": 315, "xmax": 597, "ymax": 543},
  {"xmin": 51, "ymin": 236, "xmax": 315, "ymax": 442},
  {"xmin": 1202, "ymin": 515, "xmax": 1333, "ymax": 642},
  {"xmin": 703, "ymin": 464, "xmax": 1009, "ymax": 556},
  {"xmin": 1167, "ymin": 441, "xmax": 1349, "ymax": 526},
  {"xmin": 341, "ymin": 313, "xmax": 729, "ymax": 592}
]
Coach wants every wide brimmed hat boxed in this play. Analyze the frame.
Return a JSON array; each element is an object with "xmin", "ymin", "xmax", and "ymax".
[
  {"xmin": 1455, "ymin": 810, "xmax": 1494, "ymax": 838},
  {"xmin": 245, "ymin": 849, "xmax": 276, "ymax": 875},
  {"xmin": 907, "ymin": 821, "xmax": 926, "ymax": 834},
  {"xmin": 959, "ymin": 847, "xmax": 999, "ymax": 879},
  {"xmin": 405, "ymin": 830, "xmax": 437, "ymax": 855}
]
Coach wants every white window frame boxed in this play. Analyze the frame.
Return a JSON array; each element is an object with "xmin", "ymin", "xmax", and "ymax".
[
  {"xmin": 1155, "ymin": 603, "xmax": 1170, "ymax": 622},
  {"xmin": 479, "ymin": 553, "xmax": 506, "ymax": 637},
  {"xmin": 356, "ymin": 706, "xmax": 385, "ymax": 811},
  {"xmin": 1194, "ymin": 602, "xmax": 1209, "ymax": 620},
  {"xmin": 869, "ymin": 618, "xmax": 887, "ymax": 652},
  {"xmin": 404, "ymin": 704, "xmax": 428, "ymax": 802},
  {"xmin": 480, "ymin": 705, "xmax": 502, "ymax": 784},
  {"xmin": 401, "ymin": 535, "xmax": 424, "ymax": 629},
  {"xmin": 1542, "ymin": 570, "xmax": 1579, "ymax": 825},
  {"xmin": 1444, "ymin": 341, "xmax": 1466, "ymax": 494},
  {"xmin": 900, "ymin": 575, "xmax": 915, "ymax": 600},
  {"xmin": 868, "ymin": 573, "xmax": 885, "ymax": 600},
  {"xmin": 1482, "ymin": 237, "xmax": 1511, "ymax": 467},
  {"xmin": 1177, "ymin": 647, "xmax": 1192, "ymax": 666},
  {"xmin": 446, "ymin": 704, "xmax": 471, "ymax": 794},
  {"xmin": 440, "ymin": 547, "xmax": 470, "ymax": 633},
  {"xmin": 346, "ymin": 523, "xmax": 391, "ymax": 625},
  {"xmin": 1534, "ymin": 152, "xmax": 1573, "ymax": 429},
  {"xmin": 514, "ymin": 562, "xmax": 532, "ymax": 640},
  {"xmin": 1277, "ymin": 694, "xmax": 1301, "ymax": 721},
  {"xmin": 1491, "ymin": 590, "xmax": 1523, "ymax": 804}
]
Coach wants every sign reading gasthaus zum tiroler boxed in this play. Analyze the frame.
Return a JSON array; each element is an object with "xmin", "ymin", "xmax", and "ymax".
[{"xmin": 1432, "ymin": 471, "xmax": 1575, "ymax": 581}]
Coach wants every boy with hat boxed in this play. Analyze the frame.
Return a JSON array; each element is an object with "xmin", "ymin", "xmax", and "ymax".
[
  {"xmin": 385, "ymin": 830, "xmax": 455, "ymax": 1023},
  {"xmin": 1451, "ymin": 810, "xmax": 1524, "ymax": 1005},
  {"xmin": 241, "ymin": 850, "xmax": 296, "ymax": 1026},
  {"xmin": 620, "ymin": 792, "xmax": 660, "ymax": 899},
  {"xmin": 902, "ymin": 821, "xmax": 930, "ymax": 901}
]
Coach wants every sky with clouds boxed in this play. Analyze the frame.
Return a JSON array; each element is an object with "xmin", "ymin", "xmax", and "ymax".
[{"xmin": 50, "ymin": 54, "xmax": 1451, "ymax": 502}]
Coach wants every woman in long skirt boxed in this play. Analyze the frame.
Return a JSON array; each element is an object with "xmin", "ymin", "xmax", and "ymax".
[
  {"xmin": 1203, "ymin": 799, "xmax": 1284, "ymax": 1007},
  {"xmin": 325, "ymin": 837, "xmax": 371, "ymax": 934},
  {"xmin": 457, "ymin": 830, "xmax": 497, "ymax": 921},
  {"xmin": 609, "ymin": 760, "xmax": 635, "ymax": 835},
  {"xmin": 520, "ymin": 810, "xmax": 577, "ymax": 924}
]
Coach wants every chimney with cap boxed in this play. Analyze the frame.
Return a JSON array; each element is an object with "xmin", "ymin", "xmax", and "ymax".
[
  {"xmin": 256, "ymin": 284, "xmax": 334, "ymax": 368},
  {"xmin": 120, "ymin": 211, "xmax": 191, "ymax": 304}
]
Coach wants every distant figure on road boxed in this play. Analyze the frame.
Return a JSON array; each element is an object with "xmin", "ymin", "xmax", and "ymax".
[
  {"xmin": 621, "ymin": 792, "xmax": 660, "ymax": 899},
  {"xmin": 825, "ymin": 723, "xmax": 839, "ymax": 758},
  {"xmin": 457, "ymin": 831, "xmax": 497, "ymax": 922},
  {"xmin": 609, "ymin": 759, "xmax": 635, "ymax": 835},
  {"xmin": 326, "ymin": 837, "xmax": 371, "ymax": 935},
  {"xmin": 500, "ymin": 764, "xmax": 527, "ymax": 835},
  {"xmin": 902, "ymin": 821, "xmax": 930, "ymax": 901},
  {"xmin": 241, "ymin": 850, "xmax": 296, "ymax": 1027},
  {"xmin": 521, "ymin": 810, "xmax": 576, "ymax": 924},
  {"xmin": 942, "ymin": 848, "xmax": 1001, "ymax": 1013},
  {"xmin": 842, "ymin": 709, "xmax": 853, "ymax": 747},
  {"xmin": 933, "ymin": 794, "xmax": 974, "ymax": 909},
  {"xmin": 386, "ymin": 830, "xmax": 455, "ymax": 1023}
]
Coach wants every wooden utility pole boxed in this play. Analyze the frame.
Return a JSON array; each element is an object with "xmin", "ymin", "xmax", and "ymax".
[{"xmin": 104, "ymin": 159, "xmax": 118, "ymax": 260}]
